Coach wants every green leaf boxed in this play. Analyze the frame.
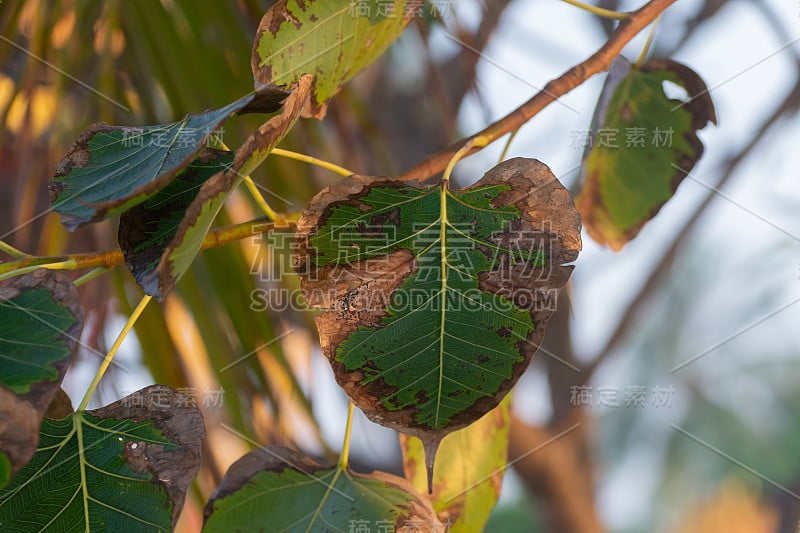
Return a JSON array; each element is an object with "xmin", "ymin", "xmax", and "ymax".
[
  {"xmin": 401, "ymin": 396, "xmax": 510, "ymax": 531},
  {"xmin": 203, "ymin": 446, "xmax": 440, "ymax": 532},
  {"xmin": 118, "ymin": 149, "xmax": 235, "ymax": 298},
  {"xmin": 0, "ymin": 272, "xmax": 83, "ymax": 481},
  {"xmin": 0, "ymin": 385, "xmax": 205, "ymax": 532},
  {"xmin": 575, "ymin": 57, "xmax": 716, "ymax": 250},
  {"xmin": 294, "ymin": 158, "xmax": 580, "ymax": 478},
  {"xmin": 252, "ymin": 0, "xmax": 413, "ymax": 118},
  {"xmin": 140, "ymin": 76, "xmax": 311, "ymax": 300},
  {"xmin": 49, "ymin": 89, "xmax": 286, "ymax": 231},
  {"xmin": 0, "ymin": 272, "xmax": 82, "ymax": 397}
]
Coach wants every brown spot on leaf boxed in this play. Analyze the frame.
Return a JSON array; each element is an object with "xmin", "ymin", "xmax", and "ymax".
[
  {"xmin": 0, "ymin": 271, "xmax": 83, "ymax": 413},
  {"xmin": 294, "ymin": 159, "xmax": 580, "ymax": 475},
  {"xmin": 0, "ymin": 386, "xmax": 40, "ymax": 480},
  {"xmin": 0, "ymin": 271, "xmax": 82, "ymax": 479},
  {"xmin": 204, "ymin": 446, "xmax": 441, "ymax": 531},
  {"xmin": 370, "ymin": 207, "xmax": 401, "ymax": 228},
  {"xmin": 91, "ymin": 385, "xmax": 205, "ymax": 528}
]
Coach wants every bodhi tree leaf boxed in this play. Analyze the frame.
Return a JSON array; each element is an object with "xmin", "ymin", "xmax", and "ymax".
[
  {"xmin": 203, "ymin": 446, "xmax": 440, "ymax": 532},
  {"xmin": 142, "ymin": 76, "xmax": 311, "ymax": 301},
  {"xmin": 400, "ymin": 395, "xmax": 510, "ymax": 531},
  {"xmin": 294, "ymin": 158, "xmax": 581, "ymax": 487},
  {"xmin": 0, "ymin": 385, "xmax": 205, "ymax": 531},
  {"xmin": 0, "ymin": 271, "xmax": 83, "ymax": 481},
  {"xmin": 575, "ymin": 56, "xmax": 717, "ymax": 250},
  {"xmin": 118, "ymin": 149, "xmax": 235, "ymax": 297},
  {"xmin": 252, "ymin": 0, "xmax": 414, "ymax": 119},
  {"xmin": 49, "ymin": 88, "xmax": 287, "ymax": 231}
]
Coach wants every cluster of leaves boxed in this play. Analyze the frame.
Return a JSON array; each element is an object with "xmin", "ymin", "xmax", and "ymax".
[{"xmin": 0, "ymin": 0, "xmax": 716, "ymax": 531}]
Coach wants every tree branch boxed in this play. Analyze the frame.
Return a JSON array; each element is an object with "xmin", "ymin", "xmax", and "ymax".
[
  {"xmin": 509, "ymin": 414, "xmax": 602, "ymax": 533},
  {"xmin": 0, "ymin": 217, "xmax": 285, "ymax": 277},
  {"xmin": 397, "ymin": 0, "xmax": 677, "ymax": 182}
]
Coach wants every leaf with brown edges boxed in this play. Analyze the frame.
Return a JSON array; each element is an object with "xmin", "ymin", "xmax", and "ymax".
[{"xmin": 294, "ymin": 158, "xmax": 581, "ymax": 488}]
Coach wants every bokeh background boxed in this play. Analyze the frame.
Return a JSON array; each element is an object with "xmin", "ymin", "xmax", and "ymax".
[{"xmin": 1, "ymin": 1, "xmax": 799, "ymax": 531}]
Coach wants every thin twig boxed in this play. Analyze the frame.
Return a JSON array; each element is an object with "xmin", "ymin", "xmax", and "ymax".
[
  {"xmin": 0, "ymin": 217, "xmax": 289, "ymax": 278},
  {"xmin": 397, "ymin": 0, "xmax": 677, "ymax": 183}
]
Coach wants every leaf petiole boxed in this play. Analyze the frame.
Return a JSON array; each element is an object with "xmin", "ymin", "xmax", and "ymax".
[
  {"xmin": 242, "ymin": 175, "xmax": 284, "ymax": 223},
  {"xmin": 74, "ymin": 267, "xmax": 112, "ymax": 287},
  {"xmin": 0, "ymin": 239, "xmax": 26, "ymax": 259},
  {"xmin": 77, "ymin": 294, "xmax": 153, "ymax": 411},
  {"xmin": 635, "ymin": 16, "xmax": 661, "ymax": 66},
  {"xmin": 338, "ymin": 402, "xmax": 355, "ymax": 471},
  {"xmin": 272, "ymin": 148, "xmax": 354, "ymax": 177},
  {"xmin": 210, "ymin": 138, "xmax": 289, "ymax": 224},
  {"xmin": 442, "ymin": 135, "xmax": 490, "ymax": 186},
  {"xmin": 560, "ymin": 0, "xmax": 628, "ymax": 20},
  {"xmin": 498, "ymin": 129, "xmax": 520, "ymax": 163}
]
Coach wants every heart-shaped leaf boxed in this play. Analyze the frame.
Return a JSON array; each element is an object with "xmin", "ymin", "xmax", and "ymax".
[
  {"xmin": 0, "ymin": 271, "xmax": 83, "ymax": 482},
  {"xmin": 252, "ymin": 0, "xmax": 413, "ymax": 118},
  {"xmin": 294, "ymin": 158, "xmax": 580, "ymax": 481},
  {"xmin": 575, "ymin": 57, "xmax": 716, "ymax": 250},
  {"xmin": 49, "ymin": 89, "xmax": 286, "ymax": 230},
  {"xmin": 203, "ymin": 446, "xmax": 440, "ymax": 532},
  {"xmin": 0, "ymin": 385, "xmax": 205, "ymax": 531}
]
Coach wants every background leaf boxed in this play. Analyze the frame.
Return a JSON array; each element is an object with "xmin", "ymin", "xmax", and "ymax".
[
  {"xmin": 49, "ymin": 90, "xmax": 284, "ymax": 230},
  {"xmin": 251, "ymin": 0, "xmax": 413, "ymax": 118},
  {"xmin": 149, "ymin": 76, "xmax": 311, "ymax": 300},
  {"xmin": 118, "ymin": 149, "xmax": 235, "ymax": 297},
  {"xmin": 0, "ymin": 271, "xmax": 82, "ymax": 400},
  {"xmin": 0, "ymin": 271, "xmax": 82, "ymax": 480},
  {"xmin": 0, "ymin": 385, "xmax": 204, "ymax": 532},
  {"xmin": 203, "ymin": 446, "xmax": 440, "ymax": 532},
  {"xmin": 575, "ymin": 57, "xmax": 717, "ymax": 250},
  {"xmin": 401, "ymin": 395, "xmax": 511, "ymax": 531},
  {"xmin": 294, "ymin": 158, "xmax": 581, "ymax": 479}
]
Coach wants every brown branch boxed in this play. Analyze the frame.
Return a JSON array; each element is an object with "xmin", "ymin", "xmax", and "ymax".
[
  {"xmin": 509, "ymin": 414, "xmax": 603, "ymax": 533},
  {"xmin": 0, "ymin": 217, "xmax": 283, "ymax": 276},
  {"xmin": 397, "ymin": 0, "xmax": 677, "ymax": 183}
]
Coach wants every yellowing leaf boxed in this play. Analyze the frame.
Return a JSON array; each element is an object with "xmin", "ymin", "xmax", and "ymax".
[
  {"xmin": 401, "ymin": 396, "xmax": 510, "ymax": 531},
  {"xmin": 251, "ymin": 0, "xmax": 413, "ymax": 118}
]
